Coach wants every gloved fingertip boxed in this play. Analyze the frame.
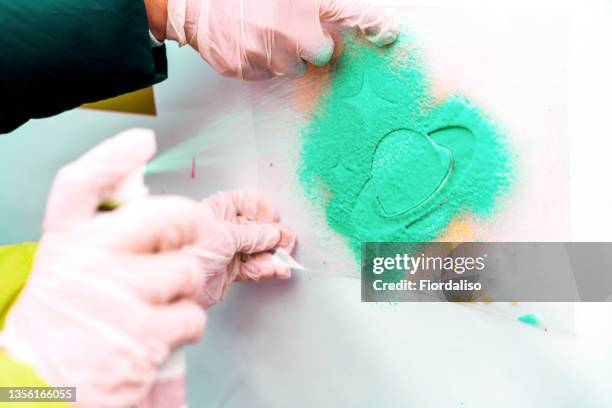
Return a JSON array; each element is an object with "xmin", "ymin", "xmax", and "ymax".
[
  {"xmin": 261, "ymin": 262, "xmax": 291, "ymax": 281},
  {"xmin": 276, "ymin": 223, "xmax": 297, "ymax": 253},
  {"xmin": 113, "ymin": 128, "xmax": 157, "ymax": 159},
  {"xmin": 263, "ymin": 225, "xmax": 283, "ymax": 248},
  {"xmin": 277, "ymin": 267, "xmax": 292, "ymax": 280},
  {"xmin": 184, "ymin": 304, "xmax": 207, "ymax": 343},
  {"xmin": 364, "ymin": 17, "xmax": 400, "ymax": 47},
  {"xmin": 77, "ymin": 128, "xmax": 157, "ymax": 171},
  {"xmin": 301, "ymin": 29, "xmax": 335, "ymax": 68},
  {"xmin": 255, "ymin": 195, "xmax": 281, "ymax": 222},
  {"xmin": 311, "ymin": 43, "xmax": 334, "ymax": 67},
  {"xmin": 231, "ymin": 223, "xmax": 282, "ymax": 254},
  {"xmin": 357, "ymin": 5, "xmax": 401, "ymax": 47}
]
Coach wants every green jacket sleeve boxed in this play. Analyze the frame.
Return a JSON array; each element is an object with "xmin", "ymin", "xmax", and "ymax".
[{"xmin": 0, "ymin": 0, "xmax": 168, "ymax": 134}]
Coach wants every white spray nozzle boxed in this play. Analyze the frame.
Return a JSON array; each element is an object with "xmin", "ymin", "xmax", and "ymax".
[{"xmin": 270, "ymin": 247, "xmax": 305, "ymax": 271}]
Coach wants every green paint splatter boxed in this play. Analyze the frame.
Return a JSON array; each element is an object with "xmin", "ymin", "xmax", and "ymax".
[
  {"xmin": 518, "ymin": 313, "xmax": 544, "ymax": 328},
  {"xmin": 299, "ymin": 31, "xmax": 514, "ymax": 257}
]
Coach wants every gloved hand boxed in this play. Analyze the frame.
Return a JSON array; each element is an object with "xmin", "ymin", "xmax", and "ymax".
[
  {"xmin": 0, "ymin": 129, "xmax": 286, "ymax": 407},
  {"xmin": 166, "ymin": 0, "xmax": 399, "ymax": 79},
  {"xmin": 190, "ymin": 191, "xmax": 297, "ymax": 308}
]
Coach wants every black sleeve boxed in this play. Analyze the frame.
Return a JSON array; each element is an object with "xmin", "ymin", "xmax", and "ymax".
[{"xmin": 0, "ymin": 0, "xmax": 168, "ymax": 133}]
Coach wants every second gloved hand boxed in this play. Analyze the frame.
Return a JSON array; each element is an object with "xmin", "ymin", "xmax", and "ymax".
[
  {"xmin": 189, "ymin": 191, "xmax": 297, "ymax": 308},
  {"xmin": 0, "ymin": 129, "xmax": 211, "ymax": 408},
  {"xmin": 166, "ymin": 0, "xmax": 399, "ymax": 79}
]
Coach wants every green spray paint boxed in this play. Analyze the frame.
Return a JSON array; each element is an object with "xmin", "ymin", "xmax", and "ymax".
[{"xmin": 299, "ymin": 32, "xmax": 514, "ymax": 257}]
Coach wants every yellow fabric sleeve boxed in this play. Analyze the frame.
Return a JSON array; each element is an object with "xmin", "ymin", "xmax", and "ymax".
[
  {"xmin": 0, "ymin": 349, "xmax": 69, "ymax": 408},
  {"xmin": 0, "ymin": 242, "xmax": 38, "ymax": 330},
  {"xmin": 0, "ymin": 243, "xmax": 70, "ymax": 407}
]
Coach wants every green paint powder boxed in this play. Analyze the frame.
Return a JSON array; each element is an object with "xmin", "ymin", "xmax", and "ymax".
[
  {"xmin": 299, "ymin": 32, "xmax": 514, "ymax": 257},
  {"xmin": 518, "ymin": 313, "xmax": 544, "ymax": 329}
]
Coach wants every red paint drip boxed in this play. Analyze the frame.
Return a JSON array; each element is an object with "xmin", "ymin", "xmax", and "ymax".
[{"xmin": 191, "ymin": 157, "xmax": 196, "ymax": 179}]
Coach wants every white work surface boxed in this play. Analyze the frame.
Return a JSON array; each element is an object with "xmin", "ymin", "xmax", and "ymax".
[{"xmin": 0, "ymin": 1, "xmax": 611, "ymax": 406}]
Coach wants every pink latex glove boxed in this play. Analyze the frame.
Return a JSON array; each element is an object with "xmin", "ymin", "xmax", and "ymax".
[
  {"xmin": 166, "ymin": 0, "xmax": 399, "ymax": 79},
  {"xmin": 191, "ymin": 191, "xmax": 297, "ymax": 308},
  {"xmin": 139, "ymin": 192, "xmax": 296, "ymax": 408},
  {"xmin": 0, "ymin": 129, "xmax": 284, "ymax": 407}
]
